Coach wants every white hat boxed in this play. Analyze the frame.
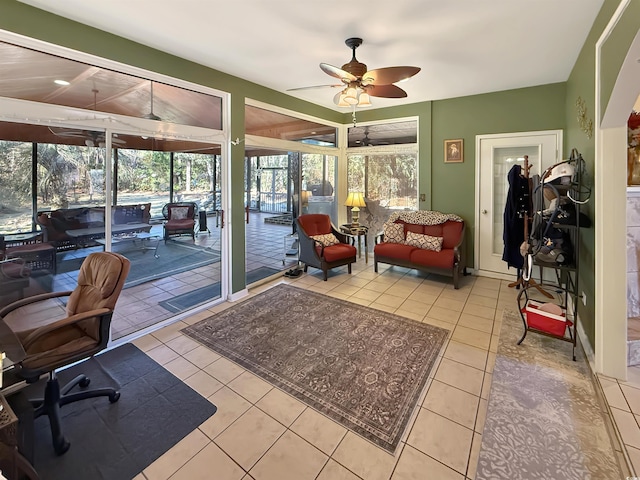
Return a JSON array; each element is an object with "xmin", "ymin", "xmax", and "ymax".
[{"xmin": 545, "ymin": 163, "xmax": 575, "ymax": 184}]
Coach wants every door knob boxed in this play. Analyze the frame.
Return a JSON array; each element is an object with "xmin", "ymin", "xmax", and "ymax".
[{"xmin": 482, "ymin": 209, "xmax": 488, "ymax": 214}]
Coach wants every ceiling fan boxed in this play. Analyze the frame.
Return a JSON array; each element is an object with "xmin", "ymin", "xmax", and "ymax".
[
  {"xmin": 48, "ymin": 127, "xmax": 126, "ymax": 148},
  {"xmin": 290, "ymin": 38, "xmax": 420, "ymax": 113}
]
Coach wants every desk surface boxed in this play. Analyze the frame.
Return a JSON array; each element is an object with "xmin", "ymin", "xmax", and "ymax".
[{"xmin": 66, "ymin": 223, "xmax": 150, "ymax": 238}]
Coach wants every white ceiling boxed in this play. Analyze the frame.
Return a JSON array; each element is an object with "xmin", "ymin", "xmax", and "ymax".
[{"xmin": 18, "ymin": 0, "xmax": 605, "ymax": 112}]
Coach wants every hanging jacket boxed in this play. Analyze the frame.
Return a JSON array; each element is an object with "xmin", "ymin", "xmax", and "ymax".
[{"xmin": 502, "ymin": 164, "xmax": 530, "ymax": 269}]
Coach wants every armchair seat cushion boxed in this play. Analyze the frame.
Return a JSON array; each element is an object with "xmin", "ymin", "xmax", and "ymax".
[
  {"xmin": 319, "ymin": 243, "xmax": 357, "ymax": 262},
  {"xmin": 165, "ymin": 219, "xmax": 195, "ymax": 229}
]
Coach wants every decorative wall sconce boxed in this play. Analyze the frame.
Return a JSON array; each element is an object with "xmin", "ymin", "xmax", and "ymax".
[{"xmin": 576, "ymin": 96, "xmax": 593, "ymax": 139}]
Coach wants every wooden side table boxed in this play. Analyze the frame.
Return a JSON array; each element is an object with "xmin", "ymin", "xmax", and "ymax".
[
  {"xmin": 0, "ymin": 394, "xmax": 38, "ymax": 480},
  {"xmin": 340, "ymin": 224, "xmax": 369, "ymax": 263}
]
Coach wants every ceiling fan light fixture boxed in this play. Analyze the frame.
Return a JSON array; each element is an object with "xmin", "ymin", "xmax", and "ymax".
[
  {"xmin": 358, "ymin": 92, "xmax": 372, "ymax": 107},
  {"xmin": 334, "ymin": 91, "xmax": 350, "ymax": 107},
  {"xmin": 344, "ymin": 86, "xmax": 358, "ymax": 105}
]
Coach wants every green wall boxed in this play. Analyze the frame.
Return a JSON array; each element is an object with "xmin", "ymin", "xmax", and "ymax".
[{"xmin": 565, "ymin": 0, "xmax": 640, "ymax": 347}]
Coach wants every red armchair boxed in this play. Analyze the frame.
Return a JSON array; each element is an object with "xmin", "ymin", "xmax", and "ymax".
[
  {"xmin": 296, "ymin": 214, "xmax": 357, "ymax": 281},
  {"xmin": 162, "ymin": 202, "xmax": 197, "ymax": 242}
]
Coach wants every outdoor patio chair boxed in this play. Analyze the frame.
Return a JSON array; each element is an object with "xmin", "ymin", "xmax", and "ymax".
[
  {"xmin": 162, "ymin": 202, "xmax": 198, "ymax": 242},
  {"xmin": 296, "ymin": 213, "xmax": 357, "ymax": 281}
]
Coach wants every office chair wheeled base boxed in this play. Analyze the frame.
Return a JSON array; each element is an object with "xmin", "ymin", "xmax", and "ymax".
[{"xmin": 32, "ymin": 371, "xmax": 120, "ymax": 455}]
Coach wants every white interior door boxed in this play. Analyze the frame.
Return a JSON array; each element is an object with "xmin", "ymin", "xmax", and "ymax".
[{"xmin": 476, "ymin": 130, "xmax": 562, "ymax": 279}]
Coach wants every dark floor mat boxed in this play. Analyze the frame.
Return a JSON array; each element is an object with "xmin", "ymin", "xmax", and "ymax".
[
  {"xmin": 25, "ymin": 343, "xmax": 217, "ymax": 480},
  {"xmin": 159, "ymin": 283, "xmax": 222, "ymax": 313}
]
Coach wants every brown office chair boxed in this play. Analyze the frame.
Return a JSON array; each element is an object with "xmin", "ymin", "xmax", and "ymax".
[
  {"xmin": 162, "ymin": 202, "xmax": 197, "ymax": 242},
  {"xmin": 0, "ymin": 258, "xmax": 31, "ymax": 307},
  {"xmin": 0, "ymin": 252, "xmax": 130, "ymax": 455},
  {"xmin": 297, "ymin": 214, "xmax": 357, "ymax": 281}
]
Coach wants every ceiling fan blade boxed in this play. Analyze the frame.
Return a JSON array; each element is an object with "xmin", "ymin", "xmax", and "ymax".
[
  {"xmin": 48, "ymin": 127, "xmax": 86, "ymax": 138},
  {"xmin": 319, "ymin": 63, "xmax": 357, "ymax": 83},
  {"xmin": 362, "ymin": 66, "xmax": 421, "ymax": 86},
  {"xmin": 367, "ymin": 84, "xmax": 408, "ymax": 98},
  {"xmin": 287, "ymin": 84, "xmax": 343, "ymax": 92}
]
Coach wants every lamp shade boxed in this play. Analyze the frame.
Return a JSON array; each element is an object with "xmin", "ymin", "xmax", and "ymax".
[
  {"xmin": 334, "ymin": 91, "xmax": 350, "ymax": 108},
  {"xmin": 345, "ymin": 192, "xmax": 366, "ymax": 208},
  {"xmin": 300, "ymin": 190, "xmax": 311, "ymax": 206},
  {"xmin": 357, "ymin": 92, "xmax": 372, "ymax": 107},
  {"xmin": 344, "ymin": 86, "xmax": 358, "ymax": 105}
]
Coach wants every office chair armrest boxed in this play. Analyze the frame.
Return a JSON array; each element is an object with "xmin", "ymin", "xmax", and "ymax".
[
  {"xmin": 21, "ymin": 307, "xmax": 111, "ymax": 350},
  {"xmin": 0, "ymin": 290, "xmax": 73, "ymax": 318}
]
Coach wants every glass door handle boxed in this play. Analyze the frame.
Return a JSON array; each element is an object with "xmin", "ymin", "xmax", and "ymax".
[{"xmin": 220, "ymin": 210, "xmax": 224, "ymax": 228}]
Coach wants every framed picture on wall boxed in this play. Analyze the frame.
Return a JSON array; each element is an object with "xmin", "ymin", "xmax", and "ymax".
[{"xmin": 444, "ymin": 139, "xmax": 463, "ymax": 163}]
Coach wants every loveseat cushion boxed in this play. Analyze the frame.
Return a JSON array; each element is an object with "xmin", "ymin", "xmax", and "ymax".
[
  {"xmin": 405, "ymin": 232, "xmax": 443, "ymax": 251},
  {"xmin": 440, "ymin": 220, "xmax": 464, "ymax": 249},
  {"xmin": 383, "ymin": 223, "xmax": 405, "ymax": 243},
  {"xmin": 410, "ymin": 248, "xmax": 455, "ymax": 270},
  {"xmin": 319, "ymin": 243, "xmax": 357, "ymax": 262},
  {"xmin": 374, "ymin": 242, "xmax": 416, "ymax": 260}
]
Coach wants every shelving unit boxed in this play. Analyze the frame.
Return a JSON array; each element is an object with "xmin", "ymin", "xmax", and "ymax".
[{"xmin": 517, "ymin": 149, "xmax": 590, "ymax": 361}]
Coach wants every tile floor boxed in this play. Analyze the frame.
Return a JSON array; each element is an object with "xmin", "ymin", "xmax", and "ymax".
[
  {"xmin": 123, "ymin": 260, "xmax": 520, "ymax": 480},
  {"xmin": 599, "ymin": 363, "xmax": 640, "ymax": 474}
]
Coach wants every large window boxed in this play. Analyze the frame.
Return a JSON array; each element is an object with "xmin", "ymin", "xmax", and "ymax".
[
  {"xmin": 0, "ymin": 140, "xmax": 33, "ymax": 233},
  {"xmin": 347, "ymin": 120, "xmax": 418, "ymax": 236}
]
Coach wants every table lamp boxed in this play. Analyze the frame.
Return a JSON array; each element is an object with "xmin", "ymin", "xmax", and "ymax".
[{"xmin": 345, "ymin": 192, "xmax": 366, "ymax": 227}]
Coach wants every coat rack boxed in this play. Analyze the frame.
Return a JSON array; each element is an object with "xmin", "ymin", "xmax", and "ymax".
[{"xmin": 508, "ymin": 155, "xmax": 553, "ymax": 298}]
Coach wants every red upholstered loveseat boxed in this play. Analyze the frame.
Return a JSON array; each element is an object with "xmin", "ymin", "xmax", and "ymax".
[{"xmin": 374, "ymin": 211, "xmax": 466, "ymax": 289}]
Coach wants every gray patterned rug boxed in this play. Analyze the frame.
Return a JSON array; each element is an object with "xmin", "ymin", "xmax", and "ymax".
[
  {"xmin": 181, "ymin": 284, "xmax": 449, "ymax": 453},
  {"xmin": 476, "ymin": 309, "xmax": 623, "ymax": 479}
]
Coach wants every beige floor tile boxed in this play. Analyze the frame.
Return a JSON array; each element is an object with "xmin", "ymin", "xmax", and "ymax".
[
  {"xmin": 348, "ymin": 296, "xmax": 373, "ymax": 307},
  {"xmin": 290, "ymin": 408, "xmax": 348, "ymax": 455},
  {"xmin": 443, "ymin": 341, "xmax": 488, "ymax": 371},
  {"xmin": 599, "ymin": 378, "xmax": 630, "ymax": 412},
  {"xmin": 395, "ymin": 309, "xmax": 425, "ymax": 322},
  {"xmin": 399, "ymin": 298, "xmax": 432, "ymax": 316},
  {"xmin": 215, "ymin": 406, "xmax": 286, "ymax": 470},
  {"xmin": 481, "ymin": 372, "xmax": 492, "ymax": 400},
  {"xmin": 622, "ymin": 384, "xmax": 640, "ymax": 414},
  {"xmin": 391, "ymin": 444, "xmax": 463, "ymax": 480},
  {"xmin": 611, "ymin": 407, "xmax": 640, "ymax": 449},
  {"xmin": 163, "ymin": 356, "xmax": 199, "ymax": 380},
  {"xmin": 457, "ymin": 314, "xmax": 494, "ymax": 334},
  {"xmin": 408, "ymin": 290, "xmax": 438, "ymax": 305},
  {"xmin": 331, "ymin": 432, "xmax": 397, "ymax": 480},
  {"xmin": 132, "ymin": 334, "xmax": 162, "ymax": 352},
  {"xmin": 250, "ymin": 430, "xmax": 328, "ymax": 480},
  {"xmin": 165, "ymin": 334, "xmax": 202, "ymax": 355},
  {"xmin": 407, "ymin": 409, "xmax": 473, "ymax": 474},
  {"xmin": 485, "ymin": 352, "xmax": 496, "ymax": 374},
  {"xmin": 433, "ymin": 297, "xmax": 465, "ymax": 312},
  {"xmin": 349, "ymin": 288, "xmax": 380, "ymax": 302},
  {"xmin": 184, "ymin": 370, "xmax": 224, "ymax": 399},
  {"xmin": 422, "ymin": 380, "xmax": 479, "ymax": 429},
  {"xmin": 145, "ymin": 344, "xmax": 180, "ymax": 366},
  {"xmin": 143, "ymin": 428, "xmax": 210, "ymax": 480},
  {"xmin": 489, "ymin": 334, "xmax": 500, "ymax": 353},
  {"xmin": 466, "ymin": 432, "xmax": 483, "ymax": 479},
  {"xmin": 385, "ymin": 284, "xmax": 415, "ymax": 298},
  {"xmin": 475, "ymin": 398, "xmax": 488, "ymax": 434},
  {"xmin": 200, "ymin": 387, "xmax": 252, "ymax": 440},
  {"xmin": 326, "ymin": 291, "xmax": 351, "ymax": 301},
  {"xmin": 425, "ymin": 306, "xmax": 460, "ymax": 324},
  {"xmin": 204, "ymin": 356, "xmax": 245, "ymax": 384},
  {"xmin": 152, "ymin": 320, "xmax": 189, "ymax": 343},
  {"xmin": 439, "ymin": 289, "xmax": 469, "ymax": 303},
  {"xmin": 228, "ymin": 371, "xmax": 273, "ymax": 404},
  {"xmin": 181, "ymin": 309, "xmax": 216, "ymax": 326},
  {"xmin": 170, "ymin": 442, "xmax": 245, "ymax": 480},
  {"xmin": 182, "ymin": 345, "xmax": 221, "ymax": 369},
  {"xmin": 466, "ymin": 294, "xmax": 497, "ymax": 309},
  {"xmin": 451, "ymin": 325, "xmax": 491, "ymax": 351},
  {"xmin": 343, "ymin": 277, "xmax": 372, "ymax": 288},
  {"xmin": 331, "ymin": 284, "xmax": 361, "ymax": 297},
  {"xmin": 461, "ymin": 303, "xmax": 495, "ymax": 321},
  {"xmin": 316, "ymin": 459, "xmax": 361, "ymax": 480},
  {"xmin": 422, "ymin": 317, "xmax": 455, "ymax": 331},
  {"xmin": 375, "ymin": 293, "xmax": 406, "ymax": 308},
  {"xmin": 369, "ymin": 302, "xmax": 397, "ymax": 314},
  {"xmin": 435, "ymin": 358, "xmax": 483, "ymax": 397},
  {"xmin": 256, "ymin": 388, "xmax": 306, "ymax": 427}
]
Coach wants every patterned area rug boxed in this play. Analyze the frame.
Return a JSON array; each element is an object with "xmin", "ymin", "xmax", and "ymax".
[
  {"xmin": 181, "ymin": 284, "xmax": 449, "ymax": 453},
  {"xmin": 476, "ymin": 309, "xmax": 622, "ymax": 479}
]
